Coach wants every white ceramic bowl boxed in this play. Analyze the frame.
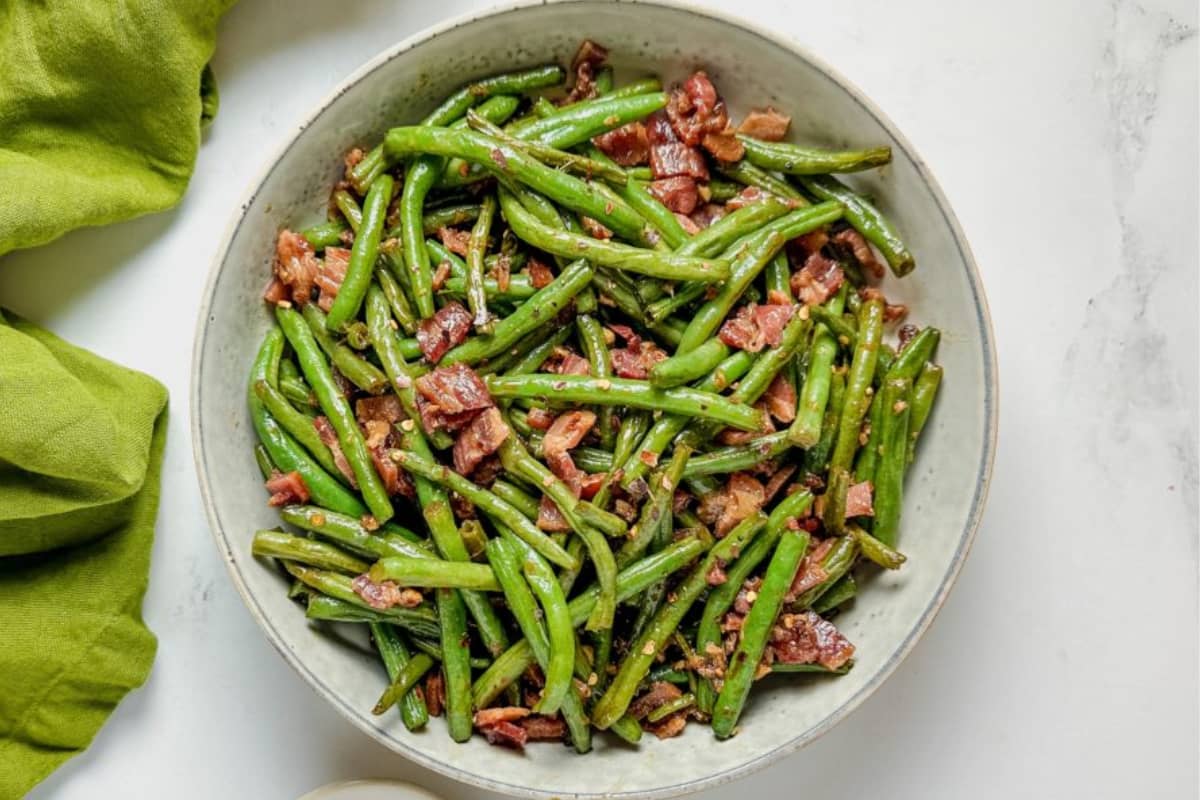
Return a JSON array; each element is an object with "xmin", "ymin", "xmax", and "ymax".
[{"xmin": 192, "ymin": 2, "xmax": 997, "ymax": 797}]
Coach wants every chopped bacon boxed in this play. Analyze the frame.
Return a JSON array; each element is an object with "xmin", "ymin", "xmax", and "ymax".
[
  {"xmin": 424, "ymin": 672, "xmax": 445, "ymax": 717},
  {"xmin": 314, "ymin": 416, "xmax": 357, "ymax": 487},
  {"xmin": 482, "ymin": 720, "xmax": 528, "ymax": 749},
  {"xmin": 576, "ymin": 471, "xmax": 606, "ymax": 500},
  {"xmin": 707, "ymin": 561, "xmax": 728, "ymax": 586},
  {"xmin": 356, "ymin": 395, "xmax": 406, "ymax": 425},
  {"xmin": 676, "ymin": 212, "xmax": 702, "ymax": 235},
  {"xmin": 580, "ymin": 216, "xmax": 613, "ymax": 240},
  {"xmin": 519, "ymin": 715, "xmax": 567, "ymax": 741},
  {"xmin": 897, "ymin": 323, "xmax": 920, "ymax": 352},
  {"xmin": 792, "ymin": 253, "xmax": 845, "ymax": 306},
  {"xmin": 734, "ymin": 576, "xmax": 764, "ymax": 615},
  {"xmin": 543, "ymin": 410, "xmax": 597, "ymax": 483},
  {"xmin": 452, "ymin": 407, "xmax": 510, "ymax": 476},
  {"xmin": 413, "ymin": 363, "xmax": 494, "ymax": 432},
  {"xmin": 416, "ymin": 301, "xmax": 473, "ymax": 363},
  {"xmin": 608, "ymin": 324, "xmax": 640, "ymax": 347},
  {"xmin": 437, "ymin": 226, "xmax": 471, "ymax": 256},
  {"xmin": 628, "ymin": 681, "xmax": 682, "ymax": 721},
  {"xmin": 716, "ymin": 414, "xmax": 775, "ymax": 447},
  {"xmin": 262, "ymin": 278, "xmax": 290, "ymax": 305},
  {"xmin": 314, "ymin": 247, "xmax": 350, "ymax": 312},
  {"xmin": 702, "ymin": 131, "xmax": 744, "ymax": 162},
  {"xmin": 526, "ymin": 407, "xmax": 556, "ymax": 431},
  {"xmin": 563, "ymin": 39, "xmax": 609, "ymax": 104},
  {"xmin": 649, "ymin": 142, "xmax": 709, "ymax": 180},
  {"xmin": 718, "ymin": 303, "xmax": 796, "ymax": 353},
  {"xmin": 526, "ymin": 258, "xmax": 555, "ymax": 289},
  {"xmin": 363, "ymin": 419, "xmax": 391, "ymax": 451},
  {"xmin": 764, "ymin": 468, "xmax": 798, "ymax": 507},
  {"xmin": 367, "ymin": 426, "xmax": 413, "ymax": 499},
  {"xmin": 846, "ymin": 480, "xmax": 875, "ymax": 517},
  {"xmin": 787, "ymin": 537, "xmax": 834, "ymax": 599},
  {"xmin": 594, "ymin": 121, "xmax": 650, "ymax": 166},
  {"xmin": 832, "ymin": 227, "xmax": 884, "ymax": 280},
  {"xmin": 474, "ymin": 706, "xmax": 531, "ymax": 727},
  {"xmin": 536, "ymin": 496, "xmax": 570, "ymax": 532},
  {"xmin": 770, "ymin": 610, "xmax": 855, "ymax": 670},
  {"xmin": 610, "ymin": 340, "xmax": 668, "ymax": 379},
  {"xmin": 490, "ymin": 252, "xmax": 511, "ymax": 293},
  {"xmin": 265, "ymin": 470, "xmax": 309, "ymax": 506},
  {"xmin": 666, "ymin": 72, "xmax": 720, "ymax": 146},
  {"xmin": 796, "ymin": 229, "xmax": 830, "ymax": 255},
  {"xmin": 351, "ymin": 575, "xmax": 422, "ymax": 610},
  {"xmin": 646, "ymin": 713, "xmax": 688, "ymax": 740},
  {"xmin": 344, "ymin": 147, "xmax": 365, "ymax": 174},
  {"xmin": 725, "ymin": 185, "xmax": 771, "ymax": 211},
  {"xmin": 859, "ymin": 286, "xmax": 909, "ymax": 323},
  {"xmin": 646, "ymin": 176, "xmax": 699, "ymax": 214},
  {"xmin": 431, "ymin": 259, "xmax": 451, "ymax": 292},
  {"xmin": 698, "ymin": 472, "xmax": 766, "ymax": 536},
  {"xmin": 544, "ymin": 348, "xmax": 590, "ymax": 376},
  {"xmin": 763, "ymin": 373, "xmax": 797, "ymax": 423},
  {"xmin": 737, "ymin": 107, "xmax": 791, "ymax": 141},
  {"xmin": 690, "ymin": 203, "xmax": 726, "ymax": 229},
  {"xmin": 271, "ymin": 229, "xmax": 320, "ymax": 306}
]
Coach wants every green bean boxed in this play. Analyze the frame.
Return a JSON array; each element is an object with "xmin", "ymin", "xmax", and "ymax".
[
  {"xmin": 490, "ymin": 480, "xmax": 540, "ymax": 520},
  {"xmin": 871, "ymin": 376, "xmax": 912, "ymax": 546},
  {"xmin": 400, "ymin": 157, "xmax": 441, "ymax": 319},
  {"xmin": 434, "ymin": 587, "xmax": 473, "ymax": 741},
  {"xmin": 646, "ymin": 693, "xmax": 695, "ymax": 723},
  {"xmin": 807, "ymin": 305, "xmax": 857, "ymax": 348},
  {"xmin": 793, "ymin": 536, "xmax": 858, "ymax": 609},
  {"xmin": 252, "ymin": 529, "xmax": 369, "ymax": 575},
  {"xmin": 303, "ymin": 219, "xmax": 348, "ymax": 250},
  {"xmin": 253, "ymin": 380, "xmax": 344, "ymax": 481},
  {"xmin": 812, "ymin": 573, "xmax": 857, "ymax": 615},
  {"xmin": 719, "ymin": 159, "xmax": 805, "ymax": 201},
  {"xmin": 520, "ymin": 545, "xmax": 576, "ymax": 715},
  {"xmin": 376, "ymin": 263, "xmax": 419, "ymax": 336},
  {"xmin": 885, "ymin": 327, "xmax": 940, "ymax": 383},
  {"xmin": 283, "ymin": 562, "xmax": 439, "ymax": 638},
  {"xmin": 370, "ymin": 557, "xmax": 500, "ymax": 591},
  {"xmin": 389, "ymin": 449, "xmax": 577, "ymax": 569},
  {"xmin": 497, "ymin": 188, "xmax": 728, "ymax": 281},
  {"xmin": 372, "ymin": 649, "xmax": 436, "ymax": 716},
  {"xmin": 467, "ymin": 111, "xmax": 627, "ymax": 184},
  {"xmin": 254, "ymin": 443, "xmax": 275, "ymax": 480},
  {"xmin": 576, "ymin": 313, "xmax": 616, "ymax": 448},
  {"xmin": 370, "ymin": 623, "xmax": 430, "ymax": 730},
  {"xmin": 277, "ymin": 306, "xmax": 394, "ymax": 523},
  {"xmin": 333, "ymin": 189, "xmax": 363, "ymax": 232},
  {"xmin": 422, "ymin": 203, "xmax": 482, "ymax": 233},
  {"xmin": 249, "ymin": 331, "xmax": 366, "ymax": 517},
  {"xmin": 828, "ymin": 298, "xmax": 885, "ymax": 518},
  {"xmin": 771, "ymin": 662, "xmax": 853, "ymax": 675},
  {"xmin": 854, "ymin": 387, "xmax": 886, "ymax": 482},
  {"xmin": 727, "ymin": 310, "xmax": 811, "ymax": 406},
  {"xmin": 591, "ymin": 513, "xmax": 765, "ymax": 729},
  {"xmin": 803, "ymin": 367, "xmax": 845, "ymax": 475},
  {"xmin": 327, "ymin": 174, "xmax": 393, "ymax": 330},
  {"xmin": 609, "ymin": 77, "xmax": 662, "ymax": 97},
  {"xmin": 712, "ymin": 529, "xmax": 810, "ymax": 737},
  {"xmin": 592, "ymin": 411, "xmax": 649, "ymax": 509},
  {"xmin": 797, "ymin": 175, "xmax": 914, "ymax": 276},
  {"xmin": 907, "ymin": 362, "xmax": 942, "ymax": 464},
  {"xmin": 299, "ymin": 303, "xmax": 388, "ymax": 394},
  {"xmin": 486, "ymin": 374, "xmax": 767, "ymax": 432},
  {"xmin": 279, "ymin": 375, "xmax": 317, "ymax": 410},
  {"xmin": 497, "ymin": 326, "xmax": 573, "ymax": 376},
  {"xmin": 277, "ymin": 505, "xmax": 428, "ymax": 559},
  {"xmin": 788, "ymin": 286, "xmax": 847, "ymax": 447},
  {"xmin": 682, "ymin": 431, "xmax": 791, "ymax": 478},
  {"xmin": 650, "ymin": 338, "xmax": 729, "ymax": 388},
  {"xmin": 739, "ymin": 136, "xmax": 891, "ymax": 175},
  {"xmin": 464, "ymin": 193, "xmax": 496, "ymax": 331},
  {"xmin": 512, "ymin": 92, "xmax": 667, "ymax": 148},
  {"xmin": 441, "ymin": 260, "xmax": 593, "ymax": 365},
  {"xmin": 426, "ymin": 236, "xmax": 468, "ymax": 281},
  {"xmin": 439, "ymin": 274, "xmax": 537, "ymax": 303},
  {"xmin": 848, "ymin": 523, "xmax": 906, "ymax": 570},
  {"xmin": 679, "ymin": 199, "xmax": 794, "ymax": 259},
  {"xmin": 615, "ymin": 445, "xmax": 691, "ymax": 568}
]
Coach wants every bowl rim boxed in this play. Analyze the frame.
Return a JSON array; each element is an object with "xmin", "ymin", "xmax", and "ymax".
[{"xmin": 191, "ymin": 1, "xmax": 999, "ymax": 797}]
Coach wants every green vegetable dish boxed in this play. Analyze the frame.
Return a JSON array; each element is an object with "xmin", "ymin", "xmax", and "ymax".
[{"xmin": 250, "ymin": 40, "xmax": 941, "ymax": 750}]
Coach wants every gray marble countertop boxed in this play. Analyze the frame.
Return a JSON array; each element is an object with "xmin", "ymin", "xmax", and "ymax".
[{"xmin": 5, "ymin": 0, "xmax": 1196, "ymax": 797}]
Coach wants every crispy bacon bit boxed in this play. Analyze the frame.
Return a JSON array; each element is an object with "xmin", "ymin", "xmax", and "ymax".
[
  {"xmin": 646, "ymin": 176, "xmax": 700, "ymax": 214},
  {"xmin": 364, "ymin": 421, "xmax": 412, "ymax": 499},
  {"xmin": 594, "ymin": 121, "xmax": 650, "ymax": 166},
  {"xmin": 792, "ymin": 252, "xmax": 845, "ymax": 306},
  {"xmin": 416, "ymin": 301, "xmax": 473, "ymax": 364},
  {"xmin": 832, "ymin": 227, "xmax": 884, "ymax": 280},
  {"xmin": 563, "ymin": 39, "xmax": 609, "ymax": 104},
  {"xmin": 763, "ymin": 465, "xmax": 798, "ymax": 504},
  {"xmin": 265, "ymin": 470, "xmax": 309, "ymax": 506},
  {"xmin": 527, "ymin": 258, "xmax": 555, "ymax": 289},
  {"xmin": 351, "ymin": 575, "xmax": 422, "ymax": 610},
  {"xmin": 576, "ymin": 471, "xmax": 606, "ymax": 500},
  {"xmin": 437, "ymin": 226, "xmax": 471, "ymax": 256},
  {"xmin": 698, "ymin": 472, "xmax": 767, "ymax": 536},
  {"xmin": 690, "ymin": 203, "xmax": 726, "ymax": 230},
  {"xmin": 431, "ymin": 259, "xmax": 452, "ymax": 292},
  {"xmin": 543, "ymin": 411, "xmax": 597, "ymax": 476},
  {"xmin": 650, "ymin": 142, "xmax": 709, "ymax": 181},
  {"xmin": 314, "ymin": 247, "xmax": 350, "ymax": 312},
  {"xmin": 356, "ymin": 395, "xmax": 406, "ymax": 425},
  {"xmin": 897, "ymin": 323, "xmax": 920, "ymax": 352},
  {"xmin": 676, "ymin": 212, "xmax": 702, "ymax": 235},
  {"xmin": 611, "ymin": 340, "xmax": 668, "ymax": 380},
  {"xmin": 628, "ymin": 681, "xmax": 683, "ymax": 720},
  {"xmin": 363, "ymin": 419, "xmax": 390, "ymax": 451},
  {"xmin": 526, "ymin": 407, "xmax": 556, "ymax": 431},
  {"xmin": 314, "ymin": 416, "xmax": 358, "ymax": 486},
  {"xmin": 544, "ymin": 348, "xmax": 590, "ymax": 376},
  {"xmin": 608, "ymin": 324, "xmax": 640, "ymax": 347},
  {"xmin": 520, "ymin": 715, "xmax": 567, "ymax": 741},
  {"xmin": 665, "ymin": 71, "xmax": 719, "ymax": 146},
  {"xmin": 425, "ymin": 672, "xmax": 445, "ymax": 717},
  {"xmin": 646, "ymin": 713, "xmax": 688, "ymax": 739},
  {"xmin": 482, "ymin": 720, "xmax": 528, "ymax": 749},
  {"xmin": 725, "ymin": 185, "xmax": 771, "ymax": 211},
  {"xmin": 716, "ymin": 414, "xmax": 775, "ymax": 447},
  {"xmin": 453, "ymin": 407, "xmax": 510, "ymax": 476},
  {"xmin": 707, "ymin": 561, "xmax": 728, "ymax": 586},
  {"xmin": 763, "ymin": 373, "xmax": 797, "ymax": 423},
  {"xmin": 733, "ymin": 576, "xmax": 763, "ymax": 616},
  {"xmin": 737, "ymin": 107, "xmax": 791, "ymax": 141},
  {"xmin": 787, "ymin": 537, "xmax": 834, "ymax": 599},
  {"xmin": 796, "ymin": 229, "xmax": 830, "ymax": 255},
  {"xmin": 702, "ymin": 131, "xmax": 744, "ymax": 162},
  {"xmin": 537, "ymin": 496, "xmax": 570, "ymax": 532},
  {"xmin": 859, "ymin": 286, "xmax": 909, "ymax": 323},
  {"xmin": 718, "ymin": 303, "xmax": 796, "ymax": 353},
  {"xmin": 580, "ymin": 216, "xmax": 613, "ymax": 240},
  {"xmin": 263, "ymin": 278, "xmax": 290, "ymax": 305},
  {"xmin": 490, "ymin": 252, "xmax": 511, "ymax": 293},
  {"xmin": 344, "ymin": 146, "xmax": 365, "ymax": 174},
  {"xmin": 414, "ymin": 363, "xmax": 494, "ymax": 432},
  {"xmin": 474, "ymin": 706, "xmax": 531, "ymax": 727},
  {"xmin": 271, "ymin": 229, "xmax": 320, "ymax": 306},
  {"xmin": 770, "ymin": 610, "xmax": 855, "ymax": 669},
  {"xmin": 846, "ymin": 480, "xmax": 875, "ymax": 517}
]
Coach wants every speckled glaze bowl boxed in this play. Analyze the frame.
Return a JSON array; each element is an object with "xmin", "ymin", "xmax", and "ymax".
[{"xmin": 192, "ymin": 2, "xmax": 997, "ymax": 797}]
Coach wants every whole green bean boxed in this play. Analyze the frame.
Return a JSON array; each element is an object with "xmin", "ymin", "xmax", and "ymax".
[
  {"xmin": 422, "ymin": 203, "xmax": 482, "ymax": 233},
  {"xmin": 376, "ymin": 263, "xmax": 419, "ymax": 336},
  {"xmin": 327, "ymin": 174, "xmax": 393, "ymax": 330},
  {"xmin": 592, "ymin": 411, "xmax": 649, "ymax": 509},
  {"xmin": 370, "ymin": 557, "xmax": 500, "ymax": 591},
  {"xmin": 871, "ymin": 376, "xmax": 912, "ymax": 546},
  {"xmin": 650, "ymin": 338, "xmax": 729, "ymax": 388},
  {"xmin": 370, "ymin": 623, "xmax": 430, "ymax": 730},
  {"xmin": 254, "ymin": 443, "xmax": 275, "ymax": 479},
  {"xmin": 829, "ymin": 298, "xmax": 885, "ymax": 480},
  {"xmin": 467, "ymin": 111, "xmax": 627, "ymax": 184},
  {"xmin": 465, "ymin": 193, "xmax": 496, "ymax": 331},
  {"xmin": 277, "ymin": 505, "xmax": 427, "ymax": 559},
  {"xmin": 789, "ymin": 287, "xmax": 848, "ymax": 447},
  {"xmin": 853, "ymin": 387, "xmax": 886, "ymax": 482},
  {"xmin": 278, "ymin": 306, "xmax": 394, "ymax": 523},
  {"xmin": 497, "ymin": 326, "xmax": 574, "ymax": 376},
  {"xmin": 678, "ymin": 199, "xmax": 794, "ymax": 258},
  {"xmin": 739, "ymin": 136, "xmax": 890, "ymax": 175},
  {"xmin": 798, "ymin": 174, "xmax": 914, "ymax": 276},
  {"xmin": 491, "ymin": 479, "xmax": 540, "ymax": 520},
  {"xmin": 802, "ymin": 367, "xmax": 846, "ymax": 475},
  {"xmin": 400, "ymin": 157, "xmax": 440, "ymax": 319},
  {"xmin": 609, "ymin": 77, "xmax": 662, "ymax": 97},
  {"xmin": 433, "ymin": 587, "xmax": 473, "ymax": 741},
  {"xmin": 299, "ymin": 303, "xmax": 388, "ymax": 395},
  {"xmin": 252, "ymin": 529, "xmax": 368, "ymax": 575},
  {"xmin": 283, "ymin": 562, "xmax": 439, "ymax": 638},
  {"xmin": 807, "ymin": 305, "xmax": 858, "ymax": 348},
  {"xmin": 907, "ymin": 362, "xmax": 942, "ymax": 464},
  {"xmin": 520, "ymin": 546, "xmax": 576, "ymax": 715},
  {"xmin": 514, "ymin": 92, "xmax": 667, "ymax": 148},
  {"xmin": 440, "ymin": 274, "xmax": 537, "ymax": 303},
  {"xmin": 253, "ymin": 380, "xmax": 344, "ymax": 481}
]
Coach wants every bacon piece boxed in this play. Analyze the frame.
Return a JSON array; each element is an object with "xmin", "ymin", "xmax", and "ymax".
[
  {"xmin": 666, "ymin": 72, "xmax": 720, "ymax": 146},
  {"xmin": 737, "ymin": 107, "xmax": 791, "ymax": 141},
  {"xmin": 314, "ymin": 247, "xmax": 350, "ymax": 312},
  {"xmin": 416, "ymin": 301, "xmax": 472, "ymax": 364},
  {"xmin": 537, "ymin": 496, "xmax": 570, "ymax": 532},
  {"xmin": 832, "ymin": 227, "xmax": 884, "ymax": 280},
  {"xmin": 314, "ymin": 416, "xmax": 357, "ymax": 487},
  {"xmin": 370, "ymin": 443, "xmax": 413, "ymax": 499},
  {"xmin": 725, "ymin": 185, "xmax": 771, "ymax": 211},
  {"xmin": 593, "ymin": 121, "xmax": 650, "ymax": 166},
  {"xmin": 271, "ymin": 229, "xmax": 320, "ymax": 306},
  {"xmin": 580, "ymin": 216, "xmax": 613, "ymax": 240},
  {"xmin": 676, "ymin": 212, "xmax": 702, "ymax": 235},
  {"xmin": 490, "ymin": 252, "xmax": 511, "ymax": 293},
  {"xmin": 702, "ymin": 131, "xmax": 744, "ymax": 162},
  {"xmin": 437, "ymin": 226, "xmax": 471, "ymax": 256},
  {"xmin": 770, "ymin": 611, "xmax": 855, "ymax": 670},
  {"xmin": 356, "ymin": 395, "xmax": 406, "ymax": 425},
  {"xmin": 646, "ymin": 713, "xmax": 688, "ymax": 740},
  {"xmin": 262, "ymin": 278, "xmax": 290, "ymax": 305},
  {"xmin": 424, "ymin": 672, "xmax": 444, "ymax": 717},
  {"xmin": 646, "ymin": 176, "xmax": 699, "ymax": 214},
  {"xmin": 431, "ymin": 259, "xmax": 451, "ymax": 292},
  {"xmin": 787, "ymin": 537, "xmax": 834, "ymax": 599},
  {"xmin": 343, "ymin": 147, "xmax": 365, "ymax": 174},
  {"xmin": 846, "ymin": 480, "xmax": 875, "ymax": 517},
  {"xmin": 716, "ymin": 413, "xmax": 775, "ymax": 447},
  {"xmin": 543, "ymin": 410, "xmax": 597, "ymax": 483},
  {"xmin": 763, "ymin": 373, "xmax": 797, "ymax": 423},
  {"xmin": 718, "ymin": 303, "xmax": 796, "ymax": 353},
  {"xmin": 474, "ymin": 706, "xmax": 531, "ymax": 727},
  {"xmin": 414, "ymin": 363, "xmax": 493, "ymax": 432},
  {"xmin": 544, "ymin": 348, "xmax": 590, "ymax": 376},
  {"xmin": 482, "ymin": 720, "xmax": 528, "ymax": 749},
  {"xmin": 796, "ymin": 229, "xmax": 830, "ymax": 255},
  {"xmin": 698, "ymin": 472, "xmax": 766, "ymax": 536},
  {"xmin": 707, "ymin": 561, "xmax": 728, "ymax": 586},
  {"xmin": 265, "ymin": 470, "xmax": 309, "ymax": 506},
  {"xmin": 733, "ymin": 576, "xmax": 764, "ymax": 615},
  {"xmin": 526, "ymin": 258, "xmax": 555, "ymax": 289},
  {"xmin": 563, "ymin": 39, "xmax": 609, "ymax": 104},
  {"xmin": 897, "ymin": 323, "xmax": 920, "ymax": 352},
  {"xmin": 859, "ymin": 286, "xmax": 909, "ymax": 323},
  {"xmin": 452, "ymin": 407, "xmax": 510, "ymax": 476},
  {"xmin": 763, "ymin": 465, "xmax": 798, "ymax": 504},
  {"xmin": 791, "ymin": 253, "xmax": 844, "ymax": 307},
  {"xmin": 351, "ymin": 575, "xmax": 422, "ymax": 610},
  {"xmin": 649, "ymin": 142, "xmax": 709, "ymax": 180},
  {"xmin": 608, "ymin": 324, "xmax": 640, "ymax": 348},
  {"xmin": 526, "ymin": 407, "xmax": 556, "ymax": 431},
  {"xmin": 690, "ymin": 203, "xmax": 726, "ymax": 230},
  {"xmin": 610, "ymin": 340, "xmax": 668, "ymax": 379},
  {"xmin": 519, "ymin": 715, "xmax": 567, "ymax": 741},
  {"xmin": 628, "ymin": 681, "xmax": 682, "ymax": 720}
]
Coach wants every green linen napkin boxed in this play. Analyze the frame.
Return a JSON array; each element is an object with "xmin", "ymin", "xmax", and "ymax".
[
  {"xmin": 0, "ymin": 0, "xmax": 234, "ymax": 256},
  {"xmin": 0, "ymin": 310, "xmax": 169, "ymax": 798}
]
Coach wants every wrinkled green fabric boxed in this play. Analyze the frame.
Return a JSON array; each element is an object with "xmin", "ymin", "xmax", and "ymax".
[
  {"xmin": 0, "ymin": 1, "xmax": 234, "ymax": 256},
  {"xmin": 0, "ymin": 311, "xmax": 168, "ymax": 798}
]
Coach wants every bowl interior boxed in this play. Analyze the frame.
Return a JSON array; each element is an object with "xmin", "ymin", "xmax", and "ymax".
[{"xmin": 193, "ymin": 2, "xmax": 995, "ymax": 797}]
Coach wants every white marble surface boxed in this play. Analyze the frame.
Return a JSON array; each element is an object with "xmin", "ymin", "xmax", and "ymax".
[{"xmin": 3, "ymin": 0, "xmax": 1196, "ymax": 797}]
